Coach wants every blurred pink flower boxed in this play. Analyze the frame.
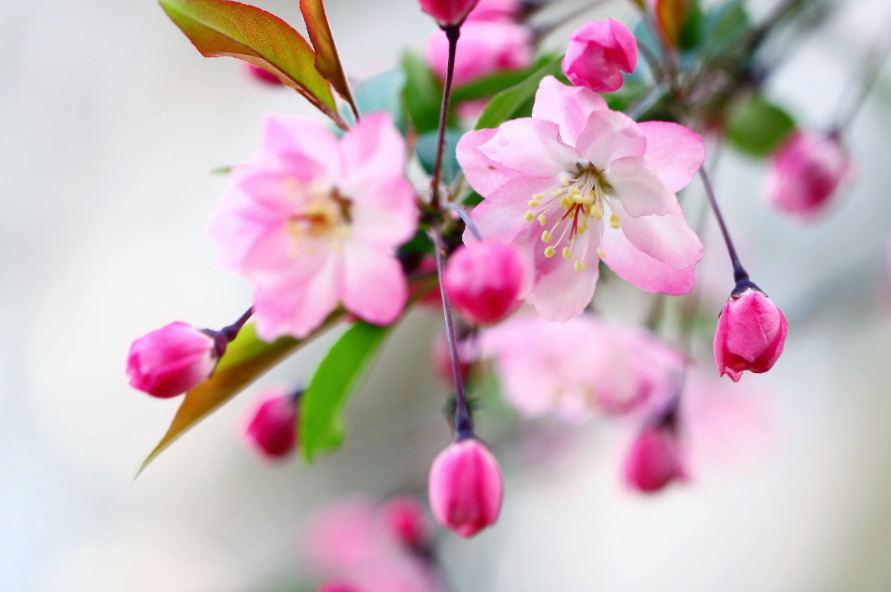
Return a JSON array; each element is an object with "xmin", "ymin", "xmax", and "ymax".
[
  {"xmin": 381, "ymin": 497, "xmax": 431, "ymax": 550},
  {"xmin": 428, "ymin": 438, "xmax": 503, "ymax": 537},
  {"xmin": 766, "ymin": 131, "xmax": 849, "ymax": 221},
  {"xmin": 418, "ymin": 0, "xmax": 479, "ymax": 26},
  {"xmin": 126, "ymin": 321, "xmax": 216, "ymax": 398},
  {"xmin": 245, "ymin": 63, "xmax": 284, "ymax": 86},
  {"xmin": 457, "ymin": 76, "xmax": 704, "ymax": 321},
  {"xmin": 623, "ymin": 425, "xmax": 686, "ymax": 493},
  {"xmin": 239, "ymin": 385, "xmax": 298, "ymax": 459},
  {"xmin": 208, "ymin": 113, "xmax": 418, "ymax": 341},
  {"xmin": 468, "ymin": 0, "xmax": 523, "ymax": 21},
  {"xmin": 563, "ymin": 19, "xmax": 638, "ymax": 93},
  {"xmin": 714, "ymin": 287, "xmax": 787, "ymax": 382},
  {"xmin": 444, "ymin": 239, "xmax": 526, "ymax": 324},
  {"xmin": 426, "ymin": 20, "xmax": 533, "ymax": 86},
  {"xmin": 479, "ymin": 314, "xmax": 685, "ymax": 421}
]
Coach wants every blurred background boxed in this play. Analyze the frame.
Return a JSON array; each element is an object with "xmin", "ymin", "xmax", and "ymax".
[{"xmin": 3, "ymin": 0, "xmax": 891, "ymax": 590}]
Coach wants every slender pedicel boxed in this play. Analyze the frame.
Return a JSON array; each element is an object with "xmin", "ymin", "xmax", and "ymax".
[{"xmin": 430, "ymin": 25, "xmax": 461, "ymax": 210}]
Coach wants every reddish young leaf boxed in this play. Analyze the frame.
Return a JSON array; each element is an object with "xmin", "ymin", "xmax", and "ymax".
[
  {"xmin": 159, "ymin": 0, "xmax": 347, "ymax": 129},
  {"xmin": 300, "ymin": 0, "xmax": 358, "ymax": 116},
  {"xmin": 656, "ymin": 0, "xmax": 689, "ymax": 47}
]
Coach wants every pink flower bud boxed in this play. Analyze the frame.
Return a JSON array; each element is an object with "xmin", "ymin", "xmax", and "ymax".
[
  {"xmin": 428, "ymin": 438, "xmax": 503, "ymax": 538},
  {"xmin": 245, "ymin": 63, "xmax": 284, "ymax": 86},
  {"xmin": 381, "ymin": 496, "xmax": 431, "ymax": 550},
  {"xmin": 443, "ymin": 240, "xmax": 525, "ymax": 324},
  {"xmin": 126, "ymin": 322, "xmax": 216, "ymax": 398},
  {"xmin": 240, "ymin": 386, "xmax": 299, "ymax": 459},
  {"xmin": 562, "ymin": 19, "xmax": 638, "ymax": 93},
  {"xmin": 623, "ymin": 426, "xmax": 685, "ymax": 493},
  {"xmin": 766, "ymin": 131, "xmax": 850, "ymax": 221},
  {"xmin": 714, "ymin": 287, "xmax": 788, "ymax": 382},
  {"xmin": 418, "ymin": 0, "xmax": 480, "ymax": 26},
  {"xmin": 318, "ymin": 583, "xmax": 363, "ymax": 592}
]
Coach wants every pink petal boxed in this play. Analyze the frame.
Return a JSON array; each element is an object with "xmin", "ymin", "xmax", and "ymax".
[
  {"xmin": 531, "ymin": 75, "xmax": 608, "ymax": 146},
  {"xmin": 350, "ymin": 177, "xmax": 419, "ymax": 250},
  {"xmin": 465, "ymin": 176, "xmax": 559, "ymax": 243},
  {"xmin": 341, "ymin": 242, "xmax": 408, "ymax": 326},
  {"xmin": 479, "ymin": 118, "xmax": 580, "ymax": 179},
  {"xmin": 600, "ymin": 222, "xmax": 696, "ymax": 295},
  {"xmin": 456, "ymin": 128, "xmax": 524, "ymax": 197},
  {"xmin": 609, "ymin": 200, "xmax": 702, "ymax": 270},
  {"xmin": 606, "ymin": 157, "xmax": 676, "ymax": 217},
  {"xmin": 575, "ymin": 110, "xmax": 646, "ymax": 170},
  {"xmin": 339, "ymin": 113, "xmax": 407, "ymax": 196},
  {"xmin": 260, "ymin": 114, "xmax": 342, "ymax": 180},
  {"xmin": 638, "ymin": 121, "xmax": 706, "ymax": 194}
]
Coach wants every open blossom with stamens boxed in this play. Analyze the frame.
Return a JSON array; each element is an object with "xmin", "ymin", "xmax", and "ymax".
[
  {"xmin": 208, "ymin": 113, "xmax": 418, "ymax": 341},
  {"xmin": 456, "ymin": 76, "xmax": 705, "ymax": 321}
]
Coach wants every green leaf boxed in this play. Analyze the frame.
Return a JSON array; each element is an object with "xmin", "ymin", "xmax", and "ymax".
[
  {"xmin": 299, "ymin": 0, "xmax": 354, "ymax": 108},
  {"xmin": 136, "ymin": 314, "xmax": 342, "ymax": 477},
  {"xmin": 159, "ymin": 0, "xmax": 343, "ymax": 127},
  {"xmin": 475, "ymin": 55, "xmax": 565, "ymax": 131},
  {"xmin": 354, "ymin": 69, "xmax": 407, "ymax": 132},
  {"xmin": 679, "ymin": 0, "xmax": 704, "ymax": 50},
  {"xmin": 656, "ymin": 0, "xmax": 689, "ymax": 47},
  {"xmin": 401, "ymin": 50, "xmax": 443, "ymax": 134},
  {"xmin": 700, "ymin": 0, "xmax": 750, "ymax": 58},
  {"xmin": 725, "ymin": 94, "xmax": 796, "ymax": 157},
  {"xmin": 301, "ymin": 321, "xmax": 393, "ymax": 462},
  {"xmin": 450, "ymin": 54, "xmax": 556, "ymax": 104},
  {"xmin": 415, "ymin": 129, "xmax": 463, "ymax": 184}
]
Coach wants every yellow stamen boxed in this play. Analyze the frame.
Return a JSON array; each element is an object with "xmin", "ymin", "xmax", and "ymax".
[
  {"xmin": 562, "ymin": 247, "xmax": 572, "ymax": 259},
  {"xmin": 574, "ymin": 261, "xmax": 585, "ymax": 272},
  {"xmin": 538, "ymin": 214, "xmax": 547, "ymax": 226},
  {"xmin": 542, "ymin": 230, "xmax": 553, "ymax": 243},
  {"xmin": 597, "ymin": 247, "xmax": 605, "ymax": 258},
  {"xmin": 525, "ymin": 211, "xmax": 535, "ymax": 222},
  {"xmin": 528, "ymin": 199, "xmax": 540, "ymax": 208},
  {"xmin": 544, "ymin": 246, "xmax": 556, "ymax": 258},
  {"xmin": 532, "ymin": 193, "xmax": 545, "ymax": 200},
  {"xmin": 610, "ymin": 213, "xmax": 620, "ymax": 229}
]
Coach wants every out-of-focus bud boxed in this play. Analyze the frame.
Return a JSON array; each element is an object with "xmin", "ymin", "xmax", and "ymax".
[
  {"xmin": 430, "ymin": 334, "xmax": 471, "ymax": 386},
  {"xmin": 714, "ymin": 286, "xmax": 788, "ymax": 382},
  {"xmin": 562, "ymin": 19, "xmax": 637, "ymax": 93},
  {"xmin": 240, "ymin": 386, "xmax": 299, "ymax": 459},
  {"xmin": 623, "ymin": 425, "xmax": 685, "ymax": 493},
  {"xmin": 766, "ymin": 131, "xmax": 849, "ymax": 221},
  {"xmin": 444, "ymin": 240, "xmax": 525, "ymax": 324},
  {"xmin": 381, "ymin": 496, "xmax": 431, "ymax": 550},
  {"xmin": 428, "ymin": 438, "xmax": 503, "ymax": 538},
  {"xmin": 418, "ymin": 0, "xmax": 480, "ymax": 27},
  {"xmin": 317, "ymin": 582, "xmax": 363, "ymax": 592},
  {"xmin": 126, "ymin": 322, "xmax": 217, "ymax": 398},
  {"xmin": 245, "ymin": 63, "xmax": 284, "ymax": 86},
  {"xmin": 468, "ymin": 0, "xmax": 523, "ymax": 21},
  {"xmin": 425, "ymin": 20, "xmax": 533, "ymax": 86}
]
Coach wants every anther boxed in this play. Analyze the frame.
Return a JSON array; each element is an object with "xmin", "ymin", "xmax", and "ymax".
[
  {"xmin": 525, "ymin": 211, "xmax": 535, "ymax": 222},
  {"xmin": 542, "ymin": 230, "xmax": 552, "ymax": 243},
  {"xmin": 610, "ymin": 213, "xmax": 620, "ymax": 229},
  {"xmin": 562, "ymin": 247, "xmax": 572, "ymax": 259},
  {"xmin": 597, "ymin": 247, "xmax": 605, "ymax": 258},
  {"xmin": 544, "ymin": 246, "xmax": 556, "ymax": 258},
  {"xmin": 528, "ymin": 199, "xmax": 540, "ymax": 208},
  {"xmin": 538, "ymin": 214, "xmax": 547, "ymax": 226},
  {"xmin": 574, "ymin": 261, "xmax": 585, "ymax": 272}
]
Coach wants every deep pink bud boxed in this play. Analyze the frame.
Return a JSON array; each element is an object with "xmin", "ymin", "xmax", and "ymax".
[
  {"xmin": 126, "ymin": 322, "xmax": 216, "ymax": 398},
  {"xmin": 240, "ymin": 386, "xmax": 299, "ymax": 459},
  {"xmin": 418, "ymin": 0, "xmax": 480, "ymax": 26},
  {"xmin": 428, "ymin": 438, "xmax": 503, "ymax": 538},
  {"xmin": 714, "ymin": 288, "xmax": 788, "ymax": 382},
  {"xmin": 562, "ymin": 19, "xmax": 638, "ymax": 93},
  {"xmin": 766, "ymin": 131, "xmax": 849, "ymax": 220},
  {"xmin": 623, "ymin": 426, "xmax": 686, "ymax": 493},
  {"xmin": 443, "ymin": 240, "xmax": 525, "ymax": 324},
  {"xmin": 245, "ymin": 63, "xmax": 284, "ymax": 86},
  {"xmin": 317, "ymin": 582, "xmax": 363, "ymax": 592},
  {"xmin": 381, "ymin": 496, "xmax": 430, "ymax": 550}
]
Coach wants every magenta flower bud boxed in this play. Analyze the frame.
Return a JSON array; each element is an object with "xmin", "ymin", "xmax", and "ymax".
[
  {"xmin": 240, "ymin": 386, "xmax": 299, "ymax": 459},
  {"xmin": 766, "ymin": 131, "xmax": 850, "ymax": 221},
  {"xmin": 623, "ymin": 426, "xmax": 685, "ymax": 494},
  {"xmin": 126, "ymin": 321, "xmax": 216, "ymax": 398},
  {"xmin": 562, "ymin": 19, "xmax": 638, "ymax": 93},
  {"xmin": 317, "ymin": 583, "xmax": 363, "ymax": 592},
  {"xmin": 418, "ymin": 0, "xmax": 480, "ymax": 26},
  {"xmin": 443, "ymin": 240, "xmax": 525, "ymax": 324},
  {"xmin": 714, "ymin": 287, "xmax": 788, "ymax": 382},
  {"xmin": 428, "ymin": 438, "xmax": 503, "ymax": 538},
  {"xmin": 245, "ymin": 63, "xmax": 284, "ymax": 86},
  {"xmin": 381, "ymin": 496, "xmax": 430, "ymax": 550}
]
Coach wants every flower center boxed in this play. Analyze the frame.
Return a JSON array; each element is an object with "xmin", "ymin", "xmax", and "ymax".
[
  {"xmin": 284, "ymin": 177, "xmax": 352, "ymax": 257},
  {"xmin": 522, "ymin": 161, "xmax": 617, "ymax": 271}
]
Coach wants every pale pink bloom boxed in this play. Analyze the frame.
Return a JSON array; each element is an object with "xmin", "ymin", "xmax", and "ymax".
[
  {"xmin": 428, "ymin": 438, "xmax": 503, "ymax": 538},
  {"xmin": 208, "ymin": 113, "xmax": 418, "ymax": 341},
  {"xmin": 623, "ymin": 425, "xmax": 686, "ymax": 493},
  {"xmin": 126, "ymin": 322, "xmax": 216, "ymax": 398},
  {"xmin": 418, "ymin": 0, "xmax": 479, "ymax": 26},
  {"xmin": 478, "ymin": 314, "xmax": 684, "ymax": 421},
  {"xmin": 457, "ymin": 76, "xmax": 705, "ymax": 321},
  {"xmin": 426, "ymin": 20, "xmax": 533, "ymax": 86},
  {"xmin": 766, "ymin": 131, "xmax": 850, "ymax": 221},
  {"xmin": 714, "ymin": 287, "xmax": 787, "ymax": 382},
  {"xmin": 563, "ymin": 19, "xmax": 638, "ymax": 93},
  {"xmin": 239, "ymin": 385, "xmax": 298, "ymax": 459},
  {"xmin": 245, "ymin": 63, "xmax": 284, "ymax": 86},
  {"xmin": 443, "ymin": 239, "xmax": 526, "ymax": 324},
  {"xmin": 380, "ymin": 497, "xmax": 431, "ymax": 550}
]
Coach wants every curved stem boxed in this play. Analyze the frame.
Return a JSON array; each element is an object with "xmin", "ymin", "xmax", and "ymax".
[
  {"xmin": 699, "ymin": 167, "xmax": 747, "ymax": 284},
  {"xmin": 220, "ymin": 306, "xmax": 254, "ymax": 342},
  {"xmin": 444, "ymin": 202, "xmax": 482, "ymax": 241},
  {"xmin": 430, "ymin": 26, "xmax": 460, "ymax": 210}
]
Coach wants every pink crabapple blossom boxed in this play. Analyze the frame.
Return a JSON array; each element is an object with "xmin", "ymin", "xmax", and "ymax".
[
  {"xmin": 443, "ymin": 239, "xmax": 526, "ymax": 324},
  {"xmin": 623, "ymin": 424, "xmax": 687, "ymax": 494},
  {"xmin": 239, "ymin": 385, "xmax": 299, "ymax": 459},
  {"xmin": 457, "ymin": 75, "xmax": 706, "ymax": 321},
  {"xmin": 208, "ymin": 113, "xmax": 418, "ymax": 341},
  {"xmin": 426, "ymin": 20, "xmax": 534, "ymax": 86},
  {"xmin": 766, "ymin": 131, "xmax": 850, "ymax": 221},
  {"xmin": 563, "ymin": 19, "xmax": 638, "ymax": 93},
  {"xmin": 381, "ymin": 497, "xmax": 431, "ymax": 550},
  {"xmin": 417, "ymin": 0, "xmax": 480, "ymax": 26},
  {"xmin": 714, "ymin": 287, "xmax": 788, "ymax": 382},
  {"xmin": 428, "ymin": 438, "xmax": 503, "ymax": 537},
  {"xmin": 126, "ymin": 321, "xmax": 217, "ymax": 398}
]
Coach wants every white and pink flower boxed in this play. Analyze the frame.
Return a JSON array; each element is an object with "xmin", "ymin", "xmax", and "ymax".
[
  {"xmin": 208, "ymin": 113, "xmax": 418, "ymax": 341},
  {"xmin": 457, "ymin": 76, "xmax": 706, "ymax": 321}
]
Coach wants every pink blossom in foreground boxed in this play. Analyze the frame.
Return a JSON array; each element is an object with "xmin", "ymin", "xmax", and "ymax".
[
  {"xmin": 714, "ymin": 287, "xmax": 787, "ymax": 382},
  {"xmin": 563, "ymin": 19, "xmax": 638, "ymax": 93},
  {"xmin": 208, "ymin": 113, "xmax": 417, "ymax": 341},
  {"xmin": 418, "ymin": 0, "xmax": 479, "ymax": 26},
  {"xmin": 239, "ymin": 385, "xmax": 298, "ymax": 459},
  {"xmin": 443, "ymin": 239, "xmax": 526, "ymax": 324},
  {"xmin": 381, "ymin": 497, "xmax": 431, "ymax": 550},
  {"xmin": 428, "ymin": 438, "xmax": 503, "ymax": 537},
  {"xmin": 245, "ymin": 63, "xmax": 284, "ymax": 86},
  {"xmin": 457, "ymin": 76, "xmax": 705, "ymax": 321},
  {"xmin": 766, "ymin": 131, "xmax": 850, "ymax": 221},
  {"xmin": 426, "ymin": 20, "xmax": 533, "ymax": 86},
  {"xmin": 479, "ymin": 314, "xmax": 684, "ymax": 421},
  {"xmin": 126, "ymin": 322, "xmax": 216, "ymax": 398},
  {"xmin": 623, "ymin": 425, "xmax": 686, "ymax": 493}
]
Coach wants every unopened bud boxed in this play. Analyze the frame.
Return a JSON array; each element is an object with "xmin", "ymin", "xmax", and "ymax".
[
  {"xmin": 126, "ymin": 322, "xmax": 216, "ymax": 398},
  {"xmin": 443, "ymin": 240, "xmax": 525, "ymax": 324},
  {"xmin": 623, "ymin": 426, "xmax": 685, "ymax": 494},
  {"xmin": 562, "ymin": 19, "xmax": 637, "ymax": 93},
  {"xmin": 381, "ymin": 496, "xmax": 431, "ymax": 550},
  {"xmin": 418, "ymin": 0, "xmax": 480, "ymax": 27},
  {"xmin": 240, "ymin": 386, "xmax": 299, "ymax": 459},
  {"xmin": 714, "ymin": 286, "xmax": 787, "ymax": 382}
]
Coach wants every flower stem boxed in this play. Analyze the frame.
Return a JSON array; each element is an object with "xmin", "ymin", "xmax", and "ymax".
[
  {"xmin": 430, "ymin": 25, "xmax": 460, "ymax": 210},
  {"xmin": 430, "ymin": 219, "xmax": 473, "ymax": 439},
  {"xmin": 444, "ymin": 202, "xmax": 482, "ymax": 241},
  {"xmin": 699, "ymin": 167, "xmax": 748, "ymax": 284},
  {"xmin": 220, "ymin": 306, "xmax": 254, "ymax": 342}
]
